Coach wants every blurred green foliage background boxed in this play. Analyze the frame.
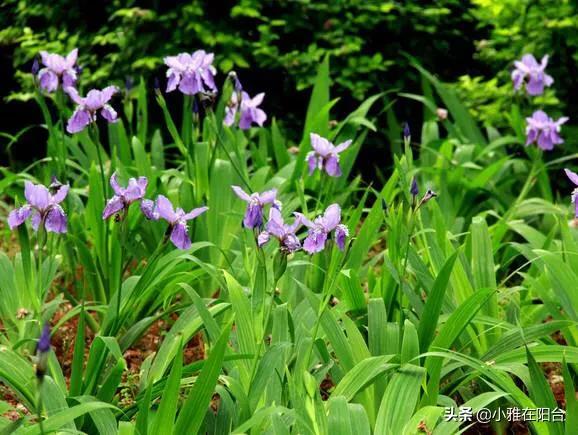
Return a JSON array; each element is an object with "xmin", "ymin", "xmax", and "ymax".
[{"xmin": 1, "ymin": 0, "xmax": 576, "ymax": 145}]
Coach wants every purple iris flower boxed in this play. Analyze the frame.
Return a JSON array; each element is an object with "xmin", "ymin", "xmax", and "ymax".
[
  {"xmin": 258, "ymin": 208, "xmax": 302, "ymax": 253},
  {"xmin": 224, "ymin": 91, "xmax": 267, "ymax": 130},
  {"xmin": 102, "ymin": 172, "xmax": 147, "ymax": 220},
  {"xmin": 512, "ymin": 54, "xmax": 554, "ymax": 96},
  {"xmin": 232, "ymin": 186, "xmax": 278, "ymax": 229},
  {"xmin": 403, "ymin": 123, "xmax": 411, "ymax": 141},
  {"xmin": 410, "ymin": 177, "xmax": 419, "ymax": 197},
  {"xmin": 564, "ymin": 169, "xmax": 578, "ymax": 218},
  {"xmin": 37, "ymin": 49, "xmax": 78, "ymax": 93},
  {"xmin": 295, "ymin": 204, "xmax": 349, "ymax": 254},
  {"xmin": 8, "ymin": 181, "xmax": 68, "ymax": 233},
  {"xmin": 37, "ymin": 323, "xmax": 51, "ymax": 354},
  {"xmin": 307, "ymin": 133, "xmax": 352, "ymax": 177},
  {"xmin": 140, "ymin": 195, "xmax": 207, "ymax": 250},
  {"xmin": 525, "ymin": 110, "xmax": 568, "ymax": 151},
  {"xmin": 65, "ymin": 86, "xmax": 119, "ymax": 133},
  {"xmin": 35, "ymin": 322, "xmax": 51, "ymax": 379},
  {"xmin": 164, "ymin": 50, "xmax": 217, "ymax": 95}
]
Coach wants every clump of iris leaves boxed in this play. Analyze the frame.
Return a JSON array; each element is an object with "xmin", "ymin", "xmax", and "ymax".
[{"xmin": 0, "ymin": 49, "xmax": 577, "ymax": 435}]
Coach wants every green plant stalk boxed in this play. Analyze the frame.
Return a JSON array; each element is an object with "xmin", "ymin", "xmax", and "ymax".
[
  {"xmin": 492, "ymin": 149, "xmax": 541, "ymax": 246},
  {"xmin": 55, "ymin": 89, "xmax": 68, "ymax": 179},
  {"xmin": 36, "ymin": 384, "xmax": 45, "ymax": 435},
  {"xmin": 112, "ymin": 210, "xmax": 129, "ymax": 334},
  {"xmin": 34, "ymin": 90, "xmax": 61, "ymax": 179},
  {"xmin": 303, "ymin": 248, "xmax": 346, "ymax": 380},
  {"xmin": 206, "ymin": 111, "xmax": 253, "ymax": 192},
  {"xmin": 397, "ymin": 206, "xmax": 418, "ymax": 325},
  {"xmin": 35, "ymin": 227, "xmax": 46, "ymax": 315},
  {"xmin": 248, "ymin": 253, "xmax": 278, "ymax": 388},
  {"xmin": 89, "ymin": 124, "xmax": 110, "ymax": 299}
]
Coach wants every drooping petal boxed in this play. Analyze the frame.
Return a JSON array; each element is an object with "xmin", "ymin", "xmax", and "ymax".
[
  {"xmin": 8, "ymin": 205, "xmax": 32, "ymax": 229},
  {"xmin": 282, "ymin": 233, "xmax": 301, "ymax": 253},
  {"xmin": 62, "ymin": 70, "xmax": 77, "ymax": 88},
  {"xmin": 170, "ymin": 222, "xmax": 191, "ymax": 250},
  {"xmin": 324, "ymin": 155, "xmax": 342, "ymax": 177},
  {"xmin": 243, "ymin": 203, "xmax": 263, "ymax": 229},
  {"xmin": 155, "ymin": 195, "xmax": 177, "ymax": 223},
  {"xmin": 303, "ymin": 229, "xmax": 328, "ymax": 254},
  {"xmin": 200, "ymin": 68, "xmax": 217, "ymax": 92},
  {"xmin": 537, "ymin": 132, "xmax": 554, "ymax": 150},
  {"xmin": 183, "ymin": 206, "xmax": 208, "ymax": 221},
  {"xmin": 238, "ymin": 110, "xmax": 254, "ymax": 130},
  {"xmin": 38, "ymin": 69, "xmax": 59, "ymax": 92},
  {"xmin": 265, "ymin": 208, "xmax": 286, "ymax": 238},
  {"xmin": 101, "ymin": 105, "xmax": 118, "ymax": 123},
  {"xmin": 257, "ymin": 231, "xmax": 270, "ymax": 247},
  {"xmin": 253, "ymin": 108, "xmax": 267, "ymax": 127},
  {"xmin": 178, "ymin": 74, "xmax": 199, "ymax": 95},
  {"xmin": 166, "ymin": 71, "xmax": 180, "ymax": 93},
  {"xmin": 66, "ymin": 108, "xmax": 91, "ymax": 134},
  {"xmin": 323, "ymin": 204, "xmax": 342, "ymax": 231},
  {"xmin": 565, "ymin": 169, "xmax": 578, "ymax": 187},
  {"xmin": 25, "ymin": 182, "xmax": 50, "ymax": 211},
  {"xmin": 307, "ymin": 152, "xmax": 318, "ymax": 175},
  {"xmin": 141, "ymin": 199, "xmax": 159, "ymax": 220},
  {"xmin": 525, "ymin": 127, "xmax": 537, "ymax": 145},
  {"xmin": 511, "ymin": 70, "xmax": 524, "ymax": 90},
  {"xmin": 334, "ymin": 224, "xmax": 349, "ymax": 251},
  {"xmin": 102, "ymin": 195, "xmax": 125, "ymax": 219},
  {"xmin": 45, "ymin": 205, "xmax": 67, "ymax": 233},
  {"xmin": 31, "ymin": 211, "xmax": 41, "ymax": 231},
  {"xmin": 51, "ymin": 185, "xmax": 69, "ymax": 204},
  {"xmin": 526, "ymin": 77, "xmax": 544, "ymax": 96},
  {"xmin": 224, "ymin": 104, "xmax": 237, "ymax": 126},
  {"xmin": 231, "ymin": 185, "xmax": 251, "ymax": 202}
]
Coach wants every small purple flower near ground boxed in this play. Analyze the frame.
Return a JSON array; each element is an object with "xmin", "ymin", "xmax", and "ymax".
[
  {"xmin": 164, "ymin": 50, "xmax": 217, "ymax": 95},
  {"xmin": 525, "ymin": 110, "xmax": 568, "ymax": 151},
  {"xmin": 65, "ymin": 86, "xmax": 119, "ymax": 133},
  {"xmin": 8, "ymin": 181, "xmax": 68, "ymax": 233},
  {"xmin": 258, "ymin": 208, "xmax": 302, "ymax": 253},
  {"xmin": 102, "ymin": 172, "xmax": 147, "ymax": 219},
  {"xmin": 307, "ymin": 133, "xmax": 352, "ymax": 177},
  {"xmin": 232, "ymin": 186, "xmax": 278, "ymax": 229},
  {"xmin": 512, "ymin": 54, "xmax": 554, "ymax": 96},
  {"xmin": 37, "ymin": 49, "xmax": 78, "ymax": 93},
  {"xmin": 224, "ymin": 91, "xmax": 267, "ymax": 130},
  {"xmin": 564, "ymin": 168, "xmax": 578, "ymax": 218},
  {"xmin": 295, "ymin": 204, "xmax": 349, "ymax": 254},
  {"xmin": 141, "ymin": 195, "xmax": 207, "ymax": 250}
]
